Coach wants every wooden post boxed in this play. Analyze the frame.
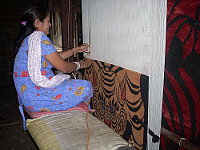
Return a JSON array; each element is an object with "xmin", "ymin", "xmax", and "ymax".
[{"xmin": 61, "ymin": 0, "xmax": 74, "ymax": 61}]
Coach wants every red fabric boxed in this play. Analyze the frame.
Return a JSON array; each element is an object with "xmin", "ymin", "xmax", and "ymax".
[
  {"xmin": 24, "ymin": 102, "xmax": 92, "ymax": 118},
  {"xmin": 161, "ymin": 0, "xmax": 200, "ymax": 149},
  {"xmin": 165, "ymin": 70, "xmax": 192, "ymax": 138}
]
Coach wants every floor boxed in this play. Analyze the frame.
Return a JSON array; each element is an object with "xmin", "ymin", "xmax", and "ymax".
[{"xmin": 0, "ymin": 83, "xmax": 39, "ymax": 150}]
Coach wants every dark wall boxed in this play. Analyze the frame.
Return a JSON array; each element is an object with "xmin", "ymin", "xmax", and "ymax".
[
  {"xmin": 0, "ymin": 0, "xmax": 47, "ymax": 55},
  {"xmin": 0, "ymin": 0, "xmax": 47, "ymax": 101}
]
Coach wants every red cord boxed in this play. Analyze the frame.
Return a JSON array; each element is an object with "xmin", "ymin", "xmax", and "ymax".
[{"xmin": 86, "ymin": 106, "xmax": 90, "ymax": 150}]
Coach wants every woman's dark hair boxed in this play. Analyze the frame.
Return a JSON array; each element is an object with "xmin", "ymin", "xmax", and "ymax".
[{"xmin": 13, "ymin": 4, "xmax": 49, "ymax": 57}]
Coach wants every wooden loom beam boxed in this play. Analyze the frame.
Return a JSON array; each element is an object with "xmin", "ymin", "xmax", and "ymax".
[{"xmin": 161, "ymin": 127, "xmax": 200, "ymax": 150}]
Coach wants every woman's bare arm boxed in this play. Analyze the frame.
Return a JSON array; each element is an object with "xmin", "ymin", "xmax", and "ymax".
[
  {"xmin": 45, "ymin": 52, "xmax": 77, "ymax": 73},
  {"xmin": 58, "ymin": 43, "xmax": 89, "ymax": 60}
]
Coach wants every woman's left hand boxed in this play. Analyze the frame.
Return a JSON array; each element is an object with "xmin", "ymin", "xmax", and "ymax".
[{"xmin": 73, "ymin": 43, "xmax": 89, "ymax": 53}]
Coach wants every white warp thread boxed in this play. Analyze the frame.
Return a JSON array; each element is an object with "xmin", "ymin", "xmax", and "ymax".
[{"xmin": 28, "ymin": 31, "xmax": 70, "ymax": 88}]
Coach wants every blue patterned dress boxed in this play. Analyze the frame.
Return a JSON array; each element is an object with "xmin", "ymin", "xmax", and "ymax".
[{"xmin": 13, "ymin": 33, "xmax": 93, "ymax": 112}]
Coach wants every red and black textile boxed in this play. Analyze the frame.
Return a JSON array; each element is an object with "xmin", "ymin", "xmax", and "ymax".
[{"xmin": 161, "ymin": 0, "xmax": 200, "ymax": 149}]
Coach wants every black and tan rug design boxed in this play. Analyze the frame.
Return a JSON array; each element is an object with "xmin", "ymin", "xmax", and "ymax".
[{"xmin": 84, "ymin": 58, "xmax": 149, "ymax": 150}]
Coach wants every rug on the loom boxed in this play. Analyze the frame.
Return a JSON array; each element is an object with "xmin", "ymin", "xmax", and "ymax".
[{"xmin": 84, "ymin": 58, "xmax": 149, "ymax": 150}]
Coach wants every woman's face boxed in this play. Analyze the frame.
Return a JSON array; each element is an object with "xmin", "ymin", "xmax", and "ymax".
[{"xmin": 36, "ymin": 13, "xmax": 51, "ymax": 35}]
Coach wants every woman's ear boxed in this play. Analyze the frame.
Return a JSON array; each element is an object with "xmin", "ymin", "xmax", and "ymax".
[{"xmin": 33, "ymin": 19, "xmax": 41, "ymax": 28}]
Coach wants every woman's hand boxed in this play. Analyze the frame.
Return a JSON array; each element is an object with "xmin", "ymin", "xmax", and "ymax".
[{"xmin": 72, "ymin": 43, "xmax": 89, "ymax": 53}]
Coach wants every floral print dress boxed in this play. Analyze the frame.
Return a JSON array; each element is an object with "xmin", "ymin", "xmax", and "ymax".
[{"xmin": 13, "ymin": 33, "xmax": 93, "ymax": 112}]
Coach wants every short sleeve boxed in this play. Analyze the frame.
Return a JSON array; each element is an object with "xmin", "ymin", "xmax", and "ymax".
[{"xmin": 41, "ymin": 34, "xmax": 56, "ymax": 57}]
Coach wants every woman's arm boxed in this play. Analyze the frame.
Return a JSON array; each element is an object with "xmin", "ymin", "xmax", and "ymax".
[
  {"xmin": 45, "ymin": 52, "xmax": 77, "ymax": 73},
  {"xmin": 45, "ymin": 43, "xmax": 89, "ymax": 73},
  {"xmin": 58, "ymin": 48, "xmax": 74, "ymax": 60},
  {"xmin": 58, "ymin": 43, "xmax": 89, "ymax": 59},
  {"xmin": 45, "ymin": 52, "xmax": 88, "ymax": 73}
]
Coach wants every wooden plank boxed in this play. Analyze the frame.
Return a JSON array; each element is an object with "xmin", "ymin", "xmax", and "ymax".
[{"xmin": 161, "ymin": 127, "xmax": 200, "ymax": 150}]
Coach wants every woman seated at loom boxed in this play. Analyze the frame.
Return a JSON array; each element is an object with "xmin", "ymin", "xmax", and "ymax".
[{"xmin": 13, "ymin": 4, "xmax": 93, "ymax": 113}]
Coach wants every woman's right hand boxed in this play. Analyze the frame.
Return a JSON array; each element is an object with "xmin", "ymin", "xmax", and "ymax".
[{"xmin": 72, "ymin": 43, "xmax": 89, "ymax": 54}]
